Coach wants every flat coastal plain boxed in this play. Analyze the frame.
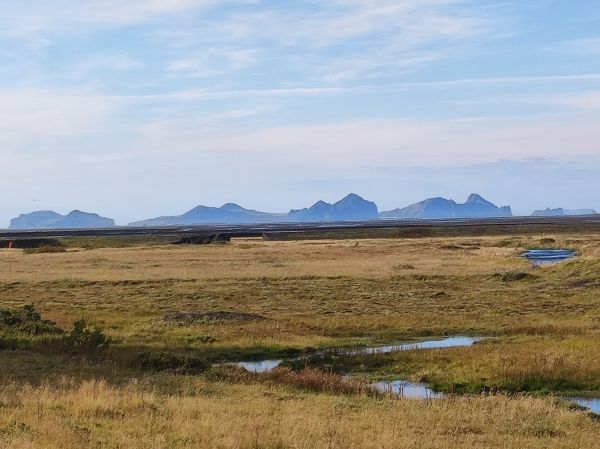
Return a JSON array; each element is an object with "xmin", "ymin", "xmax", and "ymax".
[{"xmin": 1, "ymin": 232, "xmax": 600, "ymax": 448}]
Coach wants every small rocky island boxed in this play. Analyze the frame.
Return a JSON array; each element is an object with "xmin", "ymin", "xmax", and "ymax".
[{"xmin": 9, "ymin": 210, "xmax": 115, "ymax": 229}]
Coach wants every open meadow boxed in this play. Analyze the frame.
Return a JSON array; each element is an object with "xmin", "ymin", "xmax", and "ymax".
[{"xmin": 1, "ymin": 231, "xmax": 600, "ymax": 448}]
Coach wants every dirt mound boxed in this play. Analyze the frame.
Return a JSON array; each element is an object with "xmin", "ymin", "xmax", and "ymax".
[{"xmin": 164, "ymin": 311, "xmax": 267, "ymax": 324}]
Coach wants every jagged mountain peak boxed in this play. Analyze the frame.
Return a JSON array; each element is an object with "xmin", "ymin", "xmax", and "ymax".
[
  {"xmin": 466, "ymin": 193, "xmax": 494, "ymax": 205},
  {"xmin": 338, "ymin": 193, "xmax": 364, "ymax": 202},
  {"xmin": 288, "ymin": 194, "xmax": 379, "ymax": 222}
]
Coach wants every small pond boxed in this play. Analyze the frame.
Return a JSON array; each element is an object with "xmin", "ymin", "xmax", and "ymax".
[{"xmin": 522, "ymin": 249, "xmax": 576, "ymax": 266}]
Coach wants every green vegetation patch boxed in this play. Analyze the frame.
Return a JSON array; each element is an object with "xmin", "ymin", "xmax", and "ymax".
[
  {"xmin": 0, "ymin": 305, "xmax": 111, "ymax": 355},
  {"xmin": 134, "ymin": 351, "xmax": 209, "ymax": 374},
  {"xmin": 0, "ymin": 304, "xmax": 63, "ymax": 336}
]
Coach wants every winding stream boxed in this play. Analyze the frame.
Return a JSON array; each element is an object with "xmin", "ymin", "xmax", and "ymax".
[
  {"xmin": 236, "ymin": 336, "xmax": 480, "ymax": 373},
  {"xmin": 234, "ymin": 335, "xmax": 599, "ymax": 413}
]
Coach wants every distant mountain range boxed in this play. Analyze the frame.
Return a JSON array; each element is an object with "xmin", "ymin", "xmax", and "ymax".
[
  {"xmin": 130, "ymin": 193, "xmax": 509, "ymax": 226},
  {"xmin": 130, "ymin": 194, "xmax": 378, "ymax": 226},
  {"xmin": 9, "ymin": 210, "xmax": 115, "ymax": 229},
  {"xmin": 379, "ymin": 194, "xmax": 512, "ymax": 219},
  {"xmin": 531, "ymin": 208, "xmax": 598, "ymax": 217},
  {"xmin": 128, "ymin": 203, "xmax": 285, "ymax": 226},
  {"xmin": 7, "ymin": 194, "xmax": 599, "ymax": 229}
]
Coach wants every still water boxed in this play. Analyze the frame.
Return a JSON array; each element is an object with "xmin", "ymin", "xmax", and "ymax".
[
  {"xmin": 235, "ymin": 336, "xmax": 599, "ymax": 412},
  {"xmin": 569, "ymin": 398, "xmax": 600, "ymax": 414},
  {"xmin": 521, "ymin": 249, "xmax": 576, "ymax": 266},
  {"xmin": 236, "ymin": 336, "xmax": 481, "ymax": 373}
]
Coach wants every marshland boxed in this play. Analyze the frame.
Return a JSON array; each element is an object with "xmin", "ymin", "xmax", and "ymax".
[{"xmin": 1, "ymin": 230, "xmax": 600, "ymax": 448}]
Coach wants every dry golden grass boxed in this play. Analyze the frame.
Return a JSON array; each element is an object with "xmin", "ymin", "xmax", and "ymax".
[
  {"xmin": 1, "ymin": 232, "xmax": 600, "ymax": 448},
  {"xmin": 0, "ymin": 235, "xmax": 546, "ymax": 282},
  {"xmin": 1, "ymin": 234, "xmax": 599, "ymax": 347},
  {"xmin": 1, "ymin": 379, "xmax": 599, "ymax": 449}
]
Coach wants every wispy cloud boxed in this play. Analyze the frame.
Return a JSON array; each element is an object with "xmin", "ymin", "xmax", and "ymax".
[
  {"xmin": 88, "ymin": 74, "xmax": 600, "ymax": 102},
  {"xmin": 155, "ymin": 0, "xmax": 494, "ymax": 83},
  {"xmin": 54, "ymin": 55, "xmax": 143, "ymax": 82},
  {"xmin": 384, "ymin": 74, "xmax": 600, "ymax": 89},
  {"xmin": 167, "ymin": 48, "xmax": 259, "ymax": 78},
  {"xmin": 0, "ymin": 0, "xmax": 218, "ymax": 37},
  {"xmin": 543, "ymin": 90, "xmax": 600, "ymax": 109},
  {"xmin": 0, "ymin": 89, "xmax": 115, "ymax": 152},
  {"xmin": 561, "ymin": 37, "xmax": 600, "ymax": 55}
]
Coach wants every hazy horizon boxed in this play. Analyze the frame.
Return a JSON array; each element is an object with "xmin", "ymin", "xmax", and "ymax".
[{"xmin": 2, "ymin": 1, "xmax": 600, "ymax": 225}]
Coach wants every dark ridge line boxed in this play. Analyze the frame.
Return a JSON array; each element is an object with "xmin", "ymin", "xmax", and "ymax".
[{"xmin": 1, "ymin": 215, "xmax": 600, "ymax": 240}]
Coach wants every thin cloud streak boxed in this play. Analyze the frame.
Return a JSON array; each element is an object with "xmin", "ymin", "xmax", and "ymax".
[{"xmin": 90, "ymin": 73, "xmax": 600, "ymax": 102}]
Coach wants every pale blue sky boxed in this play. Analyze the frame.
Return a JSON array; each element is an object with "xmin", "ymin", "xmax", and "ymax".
[{"xmin": 1, "ymin": 1, "xmax": 600, "ymax": 225}]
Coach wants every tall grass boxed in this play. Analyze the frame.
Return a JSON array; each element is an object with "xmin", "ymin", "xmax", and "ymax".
[
  {"xmin": 216, "ymin": 366, "xmax": 375, "ymax": 396},
  {"xmin": 0, "ymin": 379, "xmax": 598, "ymax": 449}
]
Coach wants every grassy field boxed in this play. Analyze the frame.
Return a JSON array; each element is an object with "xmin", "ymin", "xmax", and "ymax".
[{"xmin": 1, "ymin": 232, "xmax": 600, "ymax": 448}]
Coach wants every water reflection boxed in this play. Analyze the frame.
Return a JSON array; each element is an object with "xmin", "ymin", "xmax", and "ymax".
[
  {"xmin": 569, "ymin": 398, "xmax": 600, "ymax": 414},
  {"xmin": 372, "ymin": 380, "xmax": 443, "ymax": 399},
  {"xmin": 522, "ymin": 249, "xmax": 576, "ymax": 266},
  {"xmin": 236, "ymin": 336, "xmax": 480, "ymax": 373},
  {"xmin": 233, "ymin": 336, "xmax": 600, "ymax": 415}
]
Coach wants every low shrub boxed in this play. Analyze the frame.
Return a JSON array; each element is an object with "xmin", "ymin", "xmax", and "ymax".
[
  {"xmin": 135, "ymin": 351, "xmax": 209, "ymax": 374},
  {"xmin": 62, "ymin": 319, "xmax": 111, "ymax": 354},
  {"xmin": 0, "ymin": 304, "xmax": 63, "ymax": 336},
  {"xmin": 0, "ymin": 306, "xmax": 111, "ymax": 355}
]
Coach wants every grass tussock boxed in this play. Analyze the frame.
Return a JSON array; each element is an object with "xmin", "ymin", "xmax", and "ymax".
[
  {"xmin": 498, "ymin": 271, "xmax": 538, "ymax": 282},
  {"xmin": 218, "ymin": 366, "xmax": 374, "ymax": 396}
]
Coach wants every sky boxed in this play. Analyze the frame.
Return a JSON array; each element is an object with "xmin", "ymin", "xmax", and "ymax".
[{"xmin": 1, "ymin": 0, "xmax": 600, "ymax": 225}]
